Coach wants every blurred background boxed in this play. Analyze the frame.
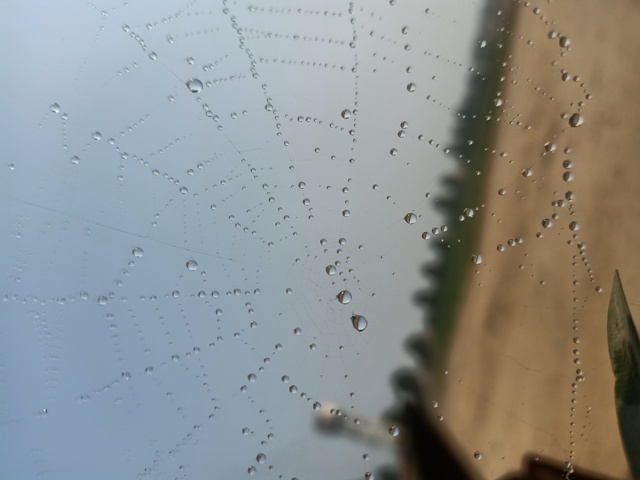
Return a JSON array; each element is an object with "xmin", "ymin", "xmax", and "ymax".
[{"xmin": 1, "ymin": 0, "xmax": 638, "ymax": 479}]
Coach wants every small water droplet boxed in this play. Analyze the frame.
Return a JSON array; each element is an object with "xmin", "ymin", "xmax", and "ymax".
[
  {"xmin": 326, "ymin": 265, "xmax": 337, "ymax": 275},
  {"xmin": 132, "ymin": 247, "xmax": 144, "ymax": 257},
  {"xmin": 186, "ymin": 78, "xmax": 203, "ymax": 93},
  {"xmin": 474, "ymin": 451, "xmax": 483, "ymax": 460},
  {"xmin": 341, "ymin": 109, "xmax": 352, "ymax": 119},
  {"xmin": 92, "ymin": 131, "xmax": 102, "ymax": 141},
  {"xmin": 186, "ymin": 260, "xmax": 198, "ymax": 271},
  {"xmin": 471, "ymin": 254, "xmax": 483, "ymax": 265},
  {"xmin": 337, "ymin": 290, "xmax": 352, "ymax": 304},
  {"xmin": 351, "ymin": 314, "xmax": 368, "ymax": 332},
  {"xmin": 97, "ymin": 296, "xmax": 108, "ymax": 305},
  {"xmin": 256, "ymin": 453, "xmax": 266, "ymax": 464},
  {"xmin": 406, "ymin": 83, "xmax": 416, "ymax": 92},
  {"xmin": 568, "ymin": 113, "xmax": 583, "ymax": 127},
  {"xmin": 404, "ymin": 213, "xmax": 417, "ymax": 224}
]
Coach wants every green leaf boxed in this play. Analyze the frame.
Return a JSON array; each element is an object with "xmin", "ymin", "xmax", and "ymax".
[{"xmin": 608, "ymin": 270, "xmax": 640, "ymax": 479}]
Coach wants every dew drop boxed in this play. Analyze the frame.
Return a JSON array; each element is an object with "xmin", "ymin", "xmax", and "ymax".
[
  {"xmin": 404, "ymin": 213, "xmax": 417, "ymax": 224},
  {"xmin": 337, "ymin": 290, "xmax": 352, "ymax": 304},
  {"xmin": 568, "ymin": 113, "xmax": 584, "ymax": 127},
  {"xmin": 351, "ymin": 314, "xmax": 368, "ymax": 332},
  {"xmin": 186, "ymin": 260, "xmax": 198, "ymax": 271},
  {"xmin": 186, "ymin": 78, "xmax": 203, "ymax": 93}
]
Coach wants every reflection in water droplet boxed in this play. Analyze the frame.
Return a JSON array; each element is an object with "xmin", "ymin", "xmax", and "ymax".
[
  {"xmin": 186, "ymin": 260, "xmax": 198, "ymax": 271},
  {"xmin": 337, "ymin": 290, "xmax": 352, "ymax": 304},
  {"xmin": 404, "ymin": 213, "xmax": 417, "ymax": 224},
  {"xmin": 351, "ymin": 314, "xmax": 368, "ymax": 332},
  {"xmin": 568, "ymin": 113, "xmax": 583, "ymax": 127},
  {"xmin": 186, "ymin": 78, "xmax": 203, "ymax": 93}
]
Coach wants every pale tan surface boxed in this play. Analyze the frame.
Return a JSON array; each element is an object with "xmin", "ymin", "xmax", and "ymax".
[{"xmin": 435, "ymin": 2, "xmax": 640, "ymax": 479}]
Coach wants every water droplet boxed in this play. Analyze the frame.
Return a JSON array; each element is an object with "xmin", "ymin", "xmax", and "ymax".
[
  {"xmin": 389, "ymin": 426, "xmax": 400, "ymax": 437},
  {"xmin": 404, "ymin": 213, "xmax": 417, "ymax": 224},
  {"xmin": 186, "ymin": 260, "xmax": 198, "ymax": 271},
  {"xmin": 406, "ymin": 83, "xmax": 416, "ymax": 92},
  {"xmin": 474, "ymin": 451, "xmax": 483, "ymax": 460},
  {"xmin": 542, "ymin": 219, "xmax": 553, "ymax": 228},
  {"xmin": 522, "ymin": 168, "xmax": 533, "ymax": 178},
  {"xmin": 97, "ymin": 296, "xmax": 108, "ymax": 305},
  {"xmin": 148, "ymin": 51, "xmax": 157, "ymax": 60},
  {"xmin": 471, "ymin": 254, "xmax": 483, "ymax": 265},
  {"xmin": 342, "ymin": 210, "xmax": 350, "ymax": 217},
  {"xmin": 70, "ymin": 156, "xmax": 80, "ymax": 165},
  {"xmin": 559, "ymin": 36, "xmax": 572, "ymax": 48},
  {"xmin": 351, "ymin": 314, "xmax": 368, "ymax": 332},
  {"xmin": 248, "ymin": 466, "xmax": 256, "ymax": 475},
  {"xmin": 326, "ymin": 265, "xmax": 337, "ymax": 275},
  {"xmin": 186, "ymin": 78, "xmax": 203, "ymax": 93},
  {"xmin": 132, "ymin": 247, "xmax": 144, "ymax": 257},
  {"xmin": 256, "ymin": 453, "xmax": 266, "ymax": 464},
  {"xmin": 568, "ymin": 113, "xmax": 584, "ymax": 127},
  {"xmin": 337, "ymin": 290, "xmax": 352, "ymax": 304},
  {"xmin": 92, "ymin": 131, "xmax": 102, "ymax": 141},
  {"xmin": 341, "ymin": 109, "xmax": 352, "ymax": 119},
  {"xmin": 569, "ymin": 221, "xmax": 579, "ymax": 231},
  {"xmin": 313, "ymin": 401, "xmax": 322, "ymax": 410}
]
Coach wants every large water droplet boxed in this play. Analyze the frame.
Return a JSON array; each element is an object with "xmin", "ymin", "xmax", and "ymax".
[
  {"xmin": 132, "ymin": 247, "xmax": 144, "ymax": 257},
  {"xmin": 404, "ymin": 213, "xmax": 417, "ymax": 224},
  {"xmin": 471, "ymin": 254, "xmax": 483, "ymax": 265},
  {"xmin": 50, "ymin": 103, "xmax": 61, "ymax": 113},
  {"xmin": 186, "ymin": 78, "xmax": 203, "ymax": 93},
  {"xmin": 256, "ymin": 453, "xmax": 266, "ymax": 464},
  {"xmin": 341, "ymin": 109, "xmax": 352, "ymax": 119},
  {"xmin": 351, "ymin": 314, "xmax": 368, "ymax": 332},
  {"xmin": 186, "ymin": 260, "xmax": 198, "ymax": 271},
  {"xmin": 326, "ymin": 265, "xmax": 337, "ymax": 276},
  {"xmin": 337, "ymin": 290, "xmax": 352, "ymax": 304},
  {"xmin": 568, "ymin": 113, "xmax": 584, "ymax": 127}
]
